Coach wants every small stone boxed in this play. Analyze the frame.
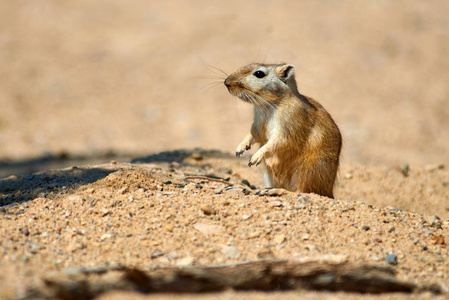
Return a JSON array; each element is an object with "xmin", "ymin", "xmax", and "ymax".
[
  {"xmin": 222, "ymin": 187, "xmax": 246, "ymax": 197},
  {"xmin": 425, "ymin": 164, "xmax": 444, "ymax": 172},
  {"xmin": 101, "ymin": 209, "xmax": 111, "ymax": 217},
  {"xmin": 248, "ymin": 231, "xmax": 262, "ymax": 239},
  {"xmin": 388, "ymin": 227, "xmax": 395, "ymax": 233},
  {"xmin": 270, "ymin": 200, "xmax": 283, "ymax": 207},
  {"xmin": 431, "ymin": 235, "xmax": 445, "ymax": 245},
  {"xmin": 221, "ymin": 246, "xmax": 241, "ymax": 259},
  {"xmin": 214, "ymin": 188, "xmax": 223, "ymax": 194},
  {"xmin": 344, "ymin": 173, "xmax": 353, "ymax": 179},
  {"xmin": 68, "ymin": 195, "xmax": 83, "ymax": 202},
  {"xmin": 167, "ymin": 253, "xmax": 180, "ymax": 261},
  {"xmin": 201, "ymin": 205, "xmax": 216, "ymax": 215},
  {"xmin": 118, "ymin": 186, "xmax": 129, "ymax": 195},
  {"xmin": 170, "ymin": 161, "xmax": 182, "ymax": 168},
  {"xmin": 27, "ymin": 241, "xmax": 40, "ymax": 250},
  {"xmin": 85, "ymin": 188, "xmax": 95, "ymax": 194},
  {"xmin": 257, "ymin": 250, "xmax": 275, "ymax": 259},
  {"xmin": 304, "ymin": 244, "xmax": 318, "ymax": 251},
  {"xmin": 177, "ymin": 256, "xmax": 194, "ymax": 266},
  {"xmin": 384, "ymin": 253, "xmax": 398, "ymax": 265},
  {"xmin": 183, "ymin": 182, "xmax": 197, "ymax": 191},
  {"xmin": 429, "ymin": 215, "xmax": 442, "ymax": 229},
  {"xmin": 191, "ymin": 153, "xmax": 203, "ymax": 160},
  {"xmin": 193, "ymin": 223, "xmax": 223, "ymax": 235},
  {"xmin": 151, "ymin": 252, "xmax": 165, "ymax": 259},
  {"xmin": 165, "ymin": 224, "xmax": 174, "ymax": 232},
  {"xmin": 298, "ymin": 196, "xmax": 313, "ymax": 203},
  {"xmin": 241, "ymin": 188, "xmax": 252, "ymax": 195},
  {"xmin": 20, "ymin": 228, "xmax": 30, "ymax": 236},
  {"xmin": 64, "ymin": 267, "xmax": 82, "ymax": 275},
  {"xmin": 100, "ymin": 233, "xmax": 112, "ymax": 240},
  {"xmin": 242, "ymin": 214, "xmax": 251, "ymax": 220},
  {"xmin": 274, "ymin": 234, "xmax": 286, "ymax": 244},
  {"xmin": 66, "ymin": 244, "xmax": 77, "ymax": 252},
  {"xmin": 110, "ymin": 160, "xmax": 117, "ymax": 164},
  {"xmin": 400, "ymin": 163, "xmax": 409, "ymax": 177},
  {"xmin": 362, "ymin": 225, "xmax": 370, "ymax": 231},
  {"xmin": 295, "ymin": 203, "xmax": 305, "ymax": 209}
]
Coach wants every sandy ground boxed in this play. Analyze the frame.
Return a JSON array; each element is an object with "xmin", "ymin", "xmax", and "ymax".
[{"xmin": 1, "ymin": 1, "xmax": 448, "ymax": 299}]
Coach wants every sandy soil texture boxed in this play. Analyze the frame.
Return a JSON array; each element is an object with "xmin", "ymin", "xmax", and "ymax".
[{"xmin": 1, "ymin": 1, "xmax": 448, "ymax": 299}]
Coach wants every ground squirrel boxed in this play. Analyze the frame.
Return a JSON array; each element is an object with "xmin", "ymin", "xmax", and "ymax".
[{"xmin": 224, "ymin": 63, "xmax": 342, "ymax": 198}]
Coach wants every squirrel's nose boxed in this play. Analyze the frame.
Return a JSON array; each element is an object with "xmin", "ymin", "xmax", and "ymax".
[{"xmin": 224, "ymin": 77, "xmax": 230, "ymax": 87}]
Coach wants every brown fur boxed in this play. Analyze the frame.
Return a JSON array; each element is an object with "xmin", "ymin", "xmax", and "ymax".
[{"xmin": 224, "ymin": 63, "xmax": 342, "ymax": 198}]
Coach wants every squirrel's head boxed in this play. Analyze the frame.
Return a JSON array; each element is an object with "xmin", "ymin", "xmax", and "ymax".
[{"xmin": 224, "ymin": 63, "xmax": 299, "ymax": 105}]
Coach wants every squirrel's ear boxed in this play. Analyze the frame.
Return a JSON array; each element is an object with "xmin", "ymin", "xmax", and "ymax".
[{"xmin": 275, "ymin": 64, "xmax": 295, "ymax": 83}]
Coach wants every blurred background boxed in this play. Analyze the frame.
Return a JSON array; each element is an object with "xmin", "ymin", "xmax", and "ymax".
[{"xmin": 1, "ymin": 0, "xmax": 448, "ymax": 176}]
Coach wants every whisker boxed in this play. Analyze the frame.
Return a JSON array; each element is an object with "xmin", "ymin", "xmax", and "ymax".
[
  {"xmin": 201, "ymin": 60, "xmax": 229, "ymax": 79},
  {"xmin": 246, "ymin": 92, "xmax": 276, "ymax": 117},
  {"xmin": 199, "ymin": 80, "xmax": 224, "ymax": 92}
]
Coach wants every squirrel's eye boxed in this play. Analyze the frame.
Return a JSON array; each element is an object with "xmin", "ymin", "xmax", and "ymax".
[{"xmin": 253, "ymin": 70, "xmax": 266, "ymax": 78}]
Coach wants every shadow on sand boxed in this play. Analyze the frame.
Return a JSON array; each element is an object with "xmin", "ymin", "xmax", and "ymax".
[
  {"xmin": 0, "ymin": 167, "xmax": 115, "ymax": 207},
  {"xmin": 0, "ymin": 148, "xmax": 235, "ymax": 207}
]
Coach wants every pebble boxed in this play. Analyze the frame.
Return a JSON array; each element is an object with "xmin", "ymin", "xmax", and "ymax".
[
  {"xmin": 362, "ymin": 225, "xmax": 370, "ymax": 231},
  {"xmin": 295, "ymin": 203, "xmax": 305, "ymax": 209},
  {"xmin": 221, "ymin": 246, "xmax": 241, "ymax": 259},
  {"xmin": 100, "ymin": 233, "xmax": 112, "ymax": 240},
  {"xmin": 20, "ymin": 228, "xmax": 30, "ymax": 236},
  {"xmin": 425, "ymin": 164, "xmax": 444, "ymax": 172},
  {"xmin": 431, "ymin": 235, "xmax": 445, "ymax": 245},
  {"xmin": 384, "ymin": 253, "xmax": 398, "ymax": 265},
  {"xmin": 165, "ymin": 224, "xmax": 174, "ymax": 232},
  {"xmin": 242, "ymin": 214, "xmax": 251, "ymax": 220},
  {"xmin": 214, "ymin": 188, "xmax": 223, "ymax": 194},
  {"xmin": 201, "ymin": 205, "xmax": 216, "ymax": 216},
  {"xmin": 151, "ymin": 252, "xmax": 165, "ymax": 259},
  {"xmin": 400, "ymin": 163, "xmax": 409, "ymax": 177},
  {"xmin": 167, "ymin": 253, "xmax": 180, "ymax": 261},
  {"xmin": 298, "ymin": 196, "xmax": 313, "ymax": 203},
  {"xmin": 247, "ymin": 231, "xmax": 262, "ymax": 239},
  {"xmin": 193, "ymin": 223, "xmax": 223, "ymax": 235},
  {"xmin": 270, "ymin": 200, "xmax": 283, "ymax": 207},
  {"xmin": 191, "ymin": 153, "xmax": 203, "ymax": 161},
  {"xmin": 429, "ymin": 215, "xmax": 442, "ymax": 228},
  {"xmin": 117, "ymin": 186, "xmax": 129, "ymax": 195},
  {"xmin": 274, "ymin": 234, "xmax": 286, "ymax": 244},
  {"xmin": 257, "ymin": 250, "xmax": 275, "ymax": 259},
  {"xmin": 68, "ymin": 195, "xmax": 83, "ymax": 202},
  {"xmin": 177, "ymin": 256, "xmax": 194, "ymax": 266}
]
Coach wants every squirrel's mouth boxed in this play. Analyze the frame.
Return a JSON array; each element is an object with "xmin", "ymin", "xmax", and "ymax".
[{"xmin": 224, "ymin": 79, "xmax": 247, "ymax": 99}]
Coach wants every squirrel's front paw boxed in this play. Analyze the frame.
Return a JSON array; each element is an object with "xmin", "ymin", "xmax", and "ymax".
[
  {"xmin": 235, "ymin": 143, "xmax": 251, "ymax": 157},
  {"xmin": 248, "ymin": 151, "xmax": 264, "ymax": 167}
]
